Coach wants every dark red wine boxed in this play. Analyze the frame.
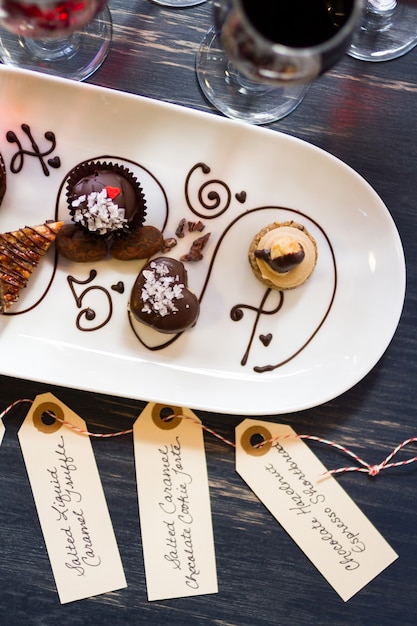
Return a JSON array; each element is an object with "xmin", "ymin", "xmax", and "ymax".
[
  {"xmin": 242, "ymin": 0, "xmax": 353, "ymax": 48},
  {"xmin": 0, "ymin": 0, "xmax": 105, "ymax": 38}
]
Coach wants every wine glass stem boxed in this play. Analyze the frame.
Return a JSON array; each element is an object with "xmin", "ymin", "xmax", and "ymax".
[
  {"xmin": 368, "ymin": 0, "xmax": 397, "ymax": 13},
  {"xmin": 226, "ymin": 62, "xmax": 274, "ymax": 95}
]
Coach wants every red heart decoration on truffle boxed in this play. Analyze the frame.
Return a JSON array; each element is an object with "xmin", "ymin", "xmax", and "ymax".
[{"xmin": 105, "ymin": 186, "xmax": 120, "ymax": 200}]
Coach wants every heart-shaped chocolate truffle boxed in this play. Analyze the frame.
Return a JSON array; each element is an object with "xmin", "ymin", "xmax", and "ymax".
[{"xmin": 130, "ymin": 257, "xmax": 200, "ymax": 334}]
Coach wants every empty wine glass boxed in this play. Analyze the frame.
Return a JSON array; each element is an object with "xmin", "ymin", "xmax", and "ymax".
[
  {"xmin": 349, "ymin": 0, "xmax": 417, "ymax": 61},
  {"xmin": 0, "ymin": 1, "xmax": 112, "ymax": 81},
  {"xmin": 197, "ymin": 0, "xmax": 363, "ymax": 125}
]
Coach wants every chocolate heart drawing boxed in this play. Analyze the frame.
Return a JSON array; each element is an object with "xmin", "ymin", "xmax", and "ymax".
[
  {"xmin": 111, "ymin": 281, "xmax": 125, "ymax": 294},
  {"xmin": 260, "ymin": 333, "xmax": 272, "ymax": 346},
  {"xmin": 47, "ymin": 156, "xmax": 61, "ymax": 169}
]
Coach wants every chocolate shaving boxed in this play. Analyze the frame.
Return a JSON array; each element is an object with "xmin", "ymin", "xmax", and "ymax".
[
  {"xmin": 180, "ymin": 232, "xmax": 211, "ymax": 262},
  {"xmin": 176, "ymin": 218, "xmax": 206, "ymax": 238},
  {"xmin": 161, "ymin": 237, "xmax": 177, "ymax": 253},
  {"xmin": 175, "ymin": 218, "xmax": 187, "ymax": 238},
  {"xmin": 188, "ymin": 220, "xmax": 205, "ymax": 232}
]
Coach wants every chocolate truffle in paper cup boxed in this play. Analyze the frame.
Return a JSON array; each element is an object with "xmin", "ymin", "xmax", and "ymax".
[{"xmin": 66, "ymin": 161, "xmax": 147, "ymax": 236}]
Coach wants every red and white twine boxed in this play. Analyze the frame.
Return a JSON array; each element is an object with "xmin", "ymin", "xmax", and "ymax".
[
  {"xmin": 0, "ymin": 398, "xmax": 134, "ymax": 438},
  {"xmin": 259, "ymin": 432, "xmax": 417, "ymax": 477},
  {"xmin": 1, "ymin": 399, "xmax": 416, "ymax": 478}
]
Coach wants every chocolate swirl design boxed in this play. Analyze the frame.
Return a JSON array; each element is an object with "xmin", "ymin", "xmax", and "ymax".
[{"xmin": 185, "ymin": 162, "xmax": 233, "ymax": 219}]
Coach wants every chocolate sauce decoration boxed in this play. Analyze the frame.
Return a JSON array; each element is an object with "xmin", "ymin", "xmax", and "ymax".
[
  {"xmin": 48, "ymin": 156, "xmax": 61, "ymax": 169},
  {"xmin": 260, "ymin": 333, "xmax": 272, "ymax": 346},
  {"xmin": 111, "ymin": 281, "xmax": 125, "ymax": 294},
  {"xmin": 231, "ymin": 289, "xmax": 284, "ymax": 366},
  {"xmin": 52, "ymin": 159, "xmax": 337, "ymax": 372},
  {"xmin": 2, "ymin": 247, "xmax": 60, "ymax": 316},
  {"xmin": 0, "ymin": 152, "xmax": 6, "ymax": 205},
  {"xmin": 185, "ymin": 162, "xmax": 235, "ymax": 219},
  {"xmin": 127, "ymin": 313, "xmax": 181, "ymax": 351},
  {"xmin": 67, "ymin": 270, "xmax": 113, "ymax": 332},
  {"xmin": 6, "ymin": 124, "xmax": 61, "ymax": 176}
]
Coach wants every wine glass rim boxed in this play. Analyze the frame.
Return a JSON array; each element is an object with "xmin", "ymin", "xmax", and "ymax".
[{"xmin": 234, "ymin": 0, "xmax": 364, "ymax": 55}]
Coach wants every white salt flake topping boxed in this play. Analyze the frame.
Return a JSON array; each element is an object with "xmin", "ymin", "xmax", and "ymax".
[
  {"xmin": 72, "ymin": 189, "xmax": 127, "ymax": 234},
  {"xmin": 141, "ymin": 261, "xmax": 184, "ymax": 317}
]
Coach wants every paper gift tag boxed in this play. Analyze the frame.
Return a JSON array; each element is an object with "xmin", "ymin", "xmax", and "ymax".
[
  {"xmin": 236, "ymin": 419, "xmax": 398, "ymax": 602},
  {"xmin": 18, "ymin": 393, "xmax": 127, "ymax": 604},
  {"xmin": 134, "ymin": 402, "xmax": 218, "ymax": 601}
]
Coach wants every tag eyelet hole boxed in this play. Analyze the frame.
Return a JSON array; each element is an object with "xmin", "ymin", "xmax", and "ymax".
[
  {"xmin": 241, "ymin": 425, "xmax": 272, "ymax": 456},
  {"xmin": 41, "ymin": 411, "xmax": 56, "ymax": 426},
  {"xmin": 249, "ymin": 432, "xmax": 265, "ymax": 448},
  {"xmin": 32, "ymin": 401, "xmax": 64, "ymax": 433},
  {"xmin": 159, "ymin": 406, "xmax": 176, "ymax": 422},
  {"xmin": 151, "ymin": 403, "xmax": 182, "ymax": 430}
]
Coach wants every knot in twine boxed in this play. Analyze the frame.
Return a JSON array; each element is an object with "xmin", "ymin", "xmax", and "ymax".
[
  {"xmin": 368, "ymin": 465, "xmax": 382, "ymax": 477},
  {"xmin": 287, "ymin": 434, "xmax": 417, "ymax": 478}
]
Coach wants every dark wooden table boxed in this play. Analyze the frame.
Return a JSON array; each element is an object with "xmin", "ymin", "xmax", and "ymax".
[{"xmin": 1, "ymin": 1, "xmax": 417, "ymax": 624}]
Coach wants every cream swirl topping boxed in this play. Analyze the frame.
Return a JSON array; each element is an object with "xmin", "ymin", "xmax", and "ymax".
[{"xmin": 254, "ymin": 223, "xmax": 317, "ymax": 289}]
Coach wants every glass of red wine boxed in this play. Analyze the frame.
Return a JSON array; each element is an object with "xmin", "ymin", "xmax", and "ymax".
[
  {"xmin": 196, "ymin": 0, "xmax": 363, "ymax": 125},
  {"xmin": 349, "ymin": 0, "xmax": 417, "ymax": 61},
  {"xmin": 0, "ymin": 0, "xmax": 112, "ymax": 81}
]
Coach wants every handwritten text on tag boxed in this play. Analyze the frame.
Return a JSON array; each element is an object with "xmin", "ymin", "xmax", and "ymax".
[
  {"xmin": 134, "ymin": 403, "xmax": 218, "ymax": 601},
  {"xmin": 236, "ymin": 419, "xmax": 398, "ymax": 602},
  {"xmin": 18, "ymin": 393, "xmax": 126, "ymax": 604}
]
